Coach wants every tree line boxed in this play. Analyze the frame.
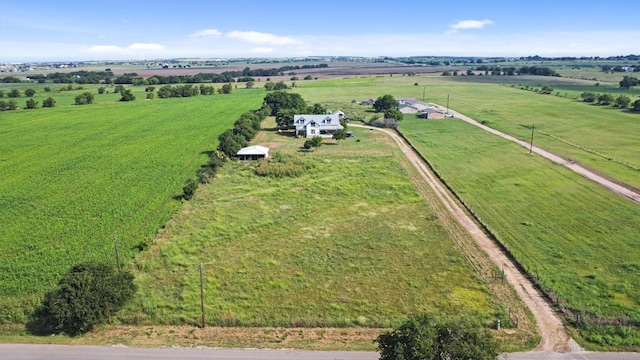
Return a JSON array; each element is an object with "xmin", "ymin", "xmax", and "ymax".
[{"xmin": 23, "ymin": 64, "xmax": 328, "ymax": 85}]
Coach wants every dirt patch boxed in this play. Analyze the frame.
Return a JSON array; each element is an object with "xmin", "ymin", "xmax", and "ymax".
[{"xmin": 80, "ymin": 325, "xmax": 382, "ymax": 351}]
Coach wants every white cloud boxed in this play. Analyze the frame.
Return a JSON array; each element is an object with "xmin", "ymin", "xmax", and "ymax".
[
  {"xmin": 190, "ymin": 29, "xmax": 222, "ymax": 38},
  {"xmin": 449, "ymin": 19, "xmax": 494, "ymax": 33},
  {"xmin": 86, "ymin": 43, "xmax": 166, "ymax": 56},
  {"xmin": 87, "ymin": 45, "xmax": 127, "ymax": 53},
  {"xmin": 128, "ymin": 43, "xmax": 165, "ymax": 51},
  {"xmin": 252, "ymin": 47, "xmax": 273, "ymax": 53},
  {"xmin": 227, "ymin": 31, "xmax": 302, "ymax": 45}
]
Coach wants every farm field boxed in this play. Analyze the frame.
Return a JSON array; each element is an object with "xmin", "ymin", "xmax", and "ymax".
[
  {"xmin": 0, "ymin": 87, "xmax": 265, "ymax": 322},
  {"xmin": 398, "ymin": 117, "xmax": 640, "ymax": 348}
]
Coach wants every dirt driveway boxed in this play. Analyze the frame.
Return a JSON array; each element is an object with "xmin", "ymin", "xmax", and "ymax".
[{"xmin": 351, "ymin": 124, "xmax": 581, "ymax": 353}]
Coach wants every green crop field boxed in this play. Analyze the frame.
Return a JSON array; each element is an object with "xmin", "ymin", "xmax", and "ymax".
[
  {"xmin": 398, "ymin": 117, "xmax": 640, "ymax": 348},
  {"xmin": 0, "ymin": 86, "xmax": 265, "ymax": 322}
]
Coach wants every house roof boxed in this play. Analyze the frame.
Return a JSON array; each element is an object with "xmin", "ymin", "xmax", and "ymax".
[
  {"xmin": 237, "ymin": 145, "xmax": 270, "ymax": 156},
  {"xmin": 294, "ymin": 114, "xmax": 343, "ymax": 130}
]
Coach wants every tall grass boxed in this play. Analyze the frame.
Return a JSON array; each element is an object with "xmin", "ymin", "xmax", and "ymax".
[{"xmin": 126, "ymin": 131, "xmax": 503, "ymax": 329}]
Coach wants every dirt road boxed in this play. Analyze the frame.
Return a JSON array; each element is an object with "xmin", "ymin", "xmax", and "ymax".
[
  {"xmin": 441, "ymin": 108, "xmax": 640, "ymax": 205},
  {"xmin": 351, "ymin": 124, "xmax": 580, "ymax": 352}
]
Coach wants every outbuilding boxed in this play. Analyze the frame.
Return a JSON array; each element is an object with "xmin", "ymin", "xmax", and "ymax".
[{"xmin": 236, "ymin": 145, "xmax": 270, "ymax": 160}]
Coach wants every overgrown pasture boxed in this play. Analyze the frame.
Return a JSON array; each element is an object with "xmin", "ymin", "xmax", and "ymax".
[
  {"xmin": 0, "ymin": 89, "xmax": 265, "ymax": 322},
  {"xmin": 399, "ymin": 118, "xmax": 640, "ymax": 349},
  {"xmin": 125, "ymin": 125, "xmax": 508, "ymax": 332}
]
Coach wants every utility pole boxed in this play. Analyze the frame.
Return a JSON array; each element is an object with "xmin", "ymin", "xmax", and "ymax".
[
  {"xmin": 114, "ymin": 234, "xmax": 121, "ymax": 271},
  {"xmin": 529, "ymin": 124, "xmax": 535, "ymax": 154},
  {"xmin": 446, "ymin": 94, "xmax": 450, "ymax": 114},
  {"xmin": 422, "ymin": 86, "xmax": 426, "ymax": 102},
  {"xmin": 199, "ymin": 263, "xmax": 205, "ymax": 328}
]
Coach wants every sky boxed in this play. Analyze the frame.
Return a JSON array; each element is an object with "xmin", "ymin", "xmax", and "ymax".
[{"xmin": 1, "ymin": 0, "xmax": 639, "ymax": 63}]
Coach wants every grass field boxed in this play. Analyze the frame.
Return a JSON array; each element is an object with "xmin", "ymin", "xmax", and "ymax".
[
  {"xmin": 124, "ymin": 122, "xmax": 510, "ymax": 330},
  {"xmin": 398, "ymin": 117, "xmax": 640, "ymax": 348},
  {"xmin": 0, "ymin": 86, "xmax": 265, "ymax": 322},
  {"xmin": 294, "ymin": 75, "xmax": 640, "ymax": 189}
]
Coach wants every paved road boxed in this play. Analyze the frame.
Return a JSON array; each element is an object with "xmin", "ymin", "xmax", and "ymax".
[
  {"xmin": 0, "ymin": 344, "xmax": 378, "ymax": 360},
  {"xmin": 442, "ymin": 107, "xmax": 640, "ymax": 205},
  {"xmin": 1, "ymin": 344, "xmax": 638, "ymax": 359}
]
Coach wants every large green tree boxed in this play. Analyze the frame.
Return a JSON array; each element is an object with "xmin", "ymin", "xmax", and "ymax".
[
  {"xmin": 263, "ymin": 91, "xmax": 306, "ymax": 116},
  {"xmin": 619, "ymin": 76, "xmax": 639, "ymax": 90},
  {"xmin": 376, "ymin": 314, "xmax": 498, "ymax": 360},
  {"xmin": 31, "ymin": 262, "xmax": 136, "ymax": 335},
  {"xmin": 373, "ymin": 94, "xmax": 399, "ymax": 112}
]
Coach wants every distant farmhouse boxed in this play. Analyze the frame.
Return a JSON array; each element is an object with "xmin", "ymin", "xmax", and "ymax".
[
  {"xmin": 396, "ymin": 98, "xmax": 447, "ymax": 119},
  {"xmin": 397, "ymin": 98, "xmax": 435, "ymax": 114},
  {"xmin": 294, "ymin": 110, "xmax": 345, "ymax": 138}
]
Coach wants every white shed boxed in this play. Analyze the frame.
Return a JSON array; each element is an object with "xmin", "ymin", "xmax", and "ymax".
[{"xmin": 236, "ymin": 145, "xmax": 270, "ymax": 160}]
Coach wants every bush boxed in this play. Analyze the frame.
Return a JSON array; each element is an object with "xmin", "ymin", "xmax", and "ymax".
[
  {"xmin": 182, "ymin": 179, "xmax": 198, "ymax": 200},
  {"xmin": 42, "ymin": 97, "xmax": 56, "ymax": 108},
  {"xmin": 28, "ymin": 262, "xmax": 136, "ymax": 335},
  {"xmin": 74, "ymin": 92, "xmax": 95, "ymax": 105},
  {"xmin": 25, "ymin": 98, "xmax": 38, "ymax": 109}
]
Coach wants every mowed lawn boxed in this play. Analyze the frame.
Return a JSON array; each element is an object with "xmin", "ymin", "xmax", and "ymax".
[
  {"xmin": 0, "ymin": 90, "xmax": 265, "ymax": 322},
  {"xmin": 126, "ymin": 124, "xmax": 503, "ymax": 328},
  {"xmin": 399, "ymin": 117, "xmax": 640, "ymax": 325}
]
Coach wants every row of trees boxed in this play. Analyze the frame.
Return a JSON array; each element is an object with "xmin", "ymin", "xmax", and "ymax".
[
  {"xmin": 23, "ymin": 64, "xmax": 328, "ymax": 85},
  {"xmin": 0, "ymin": 88, "xmax": 37, "ymax": 98},
  {"xmin": 0, "ymin": 97, "xmax": 56, "ymax": 111},
  {"xmin": 580, "ymin": 91, "xmax": 640, "ymax": 110}
]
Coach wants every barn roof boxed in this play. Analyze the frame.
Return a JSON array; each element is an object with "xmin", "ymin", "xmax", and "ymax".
[{"xmin": 237, "ymin": 145, "xmax": 270, "ymax": 156}]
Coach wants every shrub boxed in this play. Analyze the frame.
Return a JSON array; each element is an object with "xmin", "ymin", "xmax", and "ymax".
[
  {"xmin": 25, "ymin": 98, "xmax": 38, "ymax": 109},
  {"xmin": 74, "ymin": 92, "xmax": 95, "ymax": 105},
  {"xmin": 42, "ymin": 97, "xmax": 56, "ymax": 108},
  {"xmin": 29, "ymin": 262, "xmax": 136, "ymax": 335},
  {"xmin": 182, "ymin": 179, "xmax": 198, "ymax": 200}
]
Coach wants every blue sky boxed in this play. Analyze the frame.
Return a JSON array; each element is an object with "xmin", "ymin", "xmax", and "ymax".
[{"xmin": 1, "ymin": 0, "xmax": 639, "ymax": 62}]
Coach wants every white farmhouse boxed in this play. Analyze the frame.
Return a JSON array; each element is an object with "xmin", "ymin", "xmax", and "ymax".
[{"xmin": 294, "ymin": 114, "xmax": 344, "ymax": 138}]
